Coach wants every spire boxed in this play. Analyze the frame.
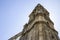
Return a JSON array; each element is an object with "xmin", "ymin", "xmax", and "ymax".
[
  {"xmin": 35, "ymin": 3, "xmax": 44, "ymax": 13},
  {"xmin": 29, "ymin": 3, "xmax": 49, "ymax": 17},
  {"xmin": 35, "ymin": 3, "xmax": 44, "ymax": 9},
  {"xmin": 29, "ymin": 4, "xmax": 53, "ymax": 25}
]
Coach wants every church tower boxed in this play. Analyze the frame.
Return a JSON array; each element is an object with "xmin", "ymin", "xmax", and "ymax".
[{"xmin": 9, "ymin": 4, "xmax": 60, "ymax": 40}]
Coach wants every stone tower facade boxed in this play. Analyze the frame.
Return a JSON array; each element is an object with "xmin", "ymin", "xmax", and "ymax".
[{"xmin": 9, "ymin": 4, "xmax": 60, "ymax": 40}]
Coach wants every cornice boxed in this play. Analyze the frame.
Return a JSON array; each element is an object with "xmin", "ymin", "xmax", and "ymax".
[{"xmin": 21, "ymin": 21, "xmax": 57, "ymax": 37}]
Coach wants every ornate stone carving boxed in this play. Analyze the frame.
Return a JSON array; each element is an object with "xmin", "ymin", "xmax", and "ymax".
[{"xmin": 9, "ymin": 4, "xmax": 60, "ymax": 40}]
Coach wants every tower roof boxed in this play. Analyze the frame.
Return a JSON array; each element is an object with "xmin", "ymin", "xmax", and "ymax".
[
  {"xmin": 29, "ymin": 4, "xmax": 54, "ymax": 25},
  {"xmin": 29, "ymin": 4, "xmax": 49, "ymax": 17}
]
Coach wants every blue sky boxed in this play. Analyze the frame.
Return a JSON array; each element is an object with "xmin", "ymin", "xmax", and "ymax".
[{"xmin": 0, "ymin": 0, "xmax": 60, "ymax": 40}]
